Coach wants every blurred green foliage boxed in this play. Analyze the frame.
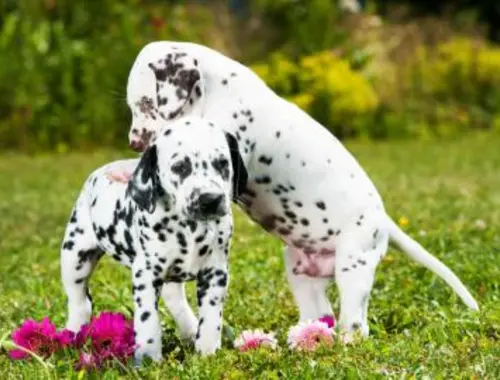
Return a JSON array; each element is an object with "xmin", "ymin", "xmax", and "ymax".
[
  {"xmin": 1, "ymin": 0, "xmax": 500, "ymax": 150},
  {"xmin": 252, "ymin": 51, "xmax": 379, "ymax": 139},
  {"xmin": 0, "ymin": 0, "xmax": 217, "ymax": 151}
]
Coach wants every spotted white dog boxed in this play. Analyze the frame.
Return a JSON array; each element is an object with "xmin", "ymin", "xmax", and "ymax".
[
  {"xmin": 113, "ymin": 41, "xmax": 478, "ymax": 342},
  {"xmin": 61, "ymin": 116, "xmax": 247, "ymax": 361}
]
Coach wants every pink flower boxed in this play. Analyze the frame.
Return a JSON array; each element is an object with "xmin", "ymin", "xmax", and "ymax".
[
  {"xmin": 234, "ymin": 330, "xmax": 277, "ymax": 352},
  {"xmin": 75, "ymin": 312, "xmax": 135, "ymax": 364},
  {"xmin": 10, "ymin": 317, "xmax": 66, "ymax": 360},
  {"xmin": 318, "ymin": 315, "xmax": 336, "ymax": 329},
  {"xmin": 76, "ymin": 352, "xmax": 101, "ymax": 370},
  {"xmin": 287, "ymin": 320, "xmax": 335, "ymax": 352}
]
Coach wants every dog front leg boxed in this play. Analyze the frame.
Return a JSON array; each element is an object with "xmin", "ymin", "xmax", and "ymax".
[
  {"xmin": 195, "ymin": 258, "xmax": 229, "ymax": 355},
  {"xmin": 161, "ymin": 282, "xmax": 198, "ymax": 342},
  {"xmin": 132, "ymin": 254, "xmax": 165, "ymax": 363}
]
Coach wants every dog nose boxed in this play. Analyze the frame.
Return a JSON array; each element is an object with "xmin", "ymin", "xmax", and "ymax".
[
  {"xmin": 198, "ymin": 192, "xmax": 225, "ymax": 216},
  {"xmin": 129, "ymin": 140, "xmax": 145, "ymax": 152}
]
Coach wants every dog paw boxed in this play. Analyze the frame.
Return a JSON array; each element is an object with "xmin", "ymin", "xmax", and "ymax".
[
  {"xmin": 339, "ymin": 322, "xmax": 369, "ymax": 344},
  {"xmin": 195, "ymin": 338, "xmax": 221, "ymax": 356},
  {"xmin": 134, "ymin": 346, "xmax": 163, "ymax": 365}
]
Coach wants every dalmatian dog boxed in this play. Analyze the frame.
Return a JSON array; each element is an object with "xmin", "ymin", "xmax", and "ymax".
[
  {"xmin": 111, "ymin": 41, "xmax": 479, "ymax": 342},
  {"xmin": 61, "ymin": 116, "xmax": 247, "ymax": 361}
]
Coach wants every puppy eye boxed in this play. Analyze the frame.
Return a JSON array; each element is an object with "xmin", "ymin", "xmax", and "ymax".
[
  {"xmin": 215, "ymin": 159, "xmax": 229, "ymax": 169},
  {"xmin": 171, "ymin": 158, "xmax": 192, "ymax": 177},
  {"xmin": 211, "ymin": 158, "xmax": 230, "ymax": 178}
]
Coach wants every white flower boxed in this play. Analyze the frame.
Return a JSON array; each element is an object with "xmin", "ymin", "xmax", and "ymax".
[{"xmin": 233, "ymin": 329, "xmax": 277, "ymax": 352}]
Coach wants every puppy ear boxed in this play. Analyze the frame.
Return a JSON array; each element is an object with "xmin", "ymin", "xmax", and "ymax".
[
  {"xmin": 126, "ymin": 145, "xmax": 159, "ymax": 213},
  {"xmin": 148, "ymin": 50, "xmax": 203, "ymax": 121},
  {"xmin": 225, "ymin": 132, "xmax": 248, "ymax": 200}
]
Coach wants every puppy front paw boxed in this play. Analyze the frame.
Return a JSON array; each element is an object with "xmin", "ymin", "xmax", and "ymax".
[
  {"xmin": 195, "ymin": 339, "xmax": 220, "ymax": 356},
  {"xmin": 134, "ymin": 342, "xmax": 163, "ymax": 365}
]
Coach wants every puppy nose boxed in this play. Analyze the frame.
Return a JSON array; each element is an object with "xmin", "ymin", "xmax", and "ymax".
[
  {"xmin": 198, "ymin": 192, "xmax": 225, "ymax": 216},
  {"xmin": 129, "ymin": 140, "xmax": 145, "ymax": 152}
]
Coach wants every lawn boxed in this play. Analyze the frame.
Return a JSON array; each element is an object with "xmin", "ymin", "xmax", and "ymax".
[{"xmin": 0, "ymin": 133, "xmax": 498, "ymax": 379}]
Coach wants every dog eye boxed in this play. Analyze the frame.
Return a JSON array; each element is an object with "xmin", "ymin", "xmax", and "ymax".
[
  {"xmin": 212, "ymin": 158, "xmax": 229, "ymax": 171},
  {"xmin": 211, "ymin": 158, "xmax": 230, "ymax": 179},
  {"xmin": 171, "ymin": 158, "xmax": 193, "ymax": 178},
  {"xmin": 216, "ymin": 158, "xmax": 229, "ymax": 168}
]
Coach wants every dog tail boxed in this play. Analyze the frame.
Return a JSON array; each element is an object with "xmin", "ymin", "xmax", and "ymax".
[{"xmin": 386, "ymin": 216, "xmax": 479, "ymax": 310}]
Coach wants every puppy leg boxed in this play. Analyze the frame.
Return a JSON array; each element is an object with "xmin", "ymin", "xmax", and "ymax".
[
  {"xmin": 284, "ymin": 245, "xmax": 333, "ymax": 321},
  {"xmin": 334, "ymin": 240, "xmax": 386, "ymax": 342},
  {"xmin": 161, "ymin": 282, "xmax": 198, "ymax": 342},
  {"xmin": 195, "ymin": 257, "xmax": 229, "ymax": 355},
  {"xmin": 61, "ymin": 207, "xmax": 103, "ymax": 332},
  {"xmin": 132, "ymin": 254, "xmax": 166, "ymax": 363}
]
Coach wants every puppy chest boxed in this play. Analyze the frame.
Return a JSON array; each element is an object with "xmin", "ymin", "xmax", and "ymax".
[{"xmin": 142, "ymin": 218, "xmax": 221, "ymax": 281}]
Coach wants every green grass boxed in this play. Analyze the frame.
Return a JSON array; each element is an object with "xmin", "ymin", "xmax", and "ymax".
[{"xmin": 0, "ymin": 133, "xmax": 499, "ymax": 379}]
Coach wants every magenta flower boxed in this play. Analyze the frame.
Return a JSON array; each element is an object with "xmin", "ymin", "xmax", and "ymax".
[
  {"xmin": 75, "ymin": 312, "xmax": 135, "ymax": 364},
  {"xmin": 55, "ymin": 329, "xmax": 75, "ymax": 346},
  {"xmin": 10, "ymin": 317, "xmax": 72, "ymax": 360},
  {"xmin": 287, "ymin": 320, "xmax": 335, "ymax": 352},
  {"xmin": 318, "ymin": 315, "xmax": 336, "ymax": 329},
  {"xmin": 234, "ymin": 329, "xmax": 277, "ymax": 352}
]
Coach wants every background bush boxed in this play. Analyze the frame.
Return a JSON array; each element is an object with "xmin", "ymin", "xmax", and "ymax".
[{"xmin": 1, "ymin": 0, "xmax": 500, "ymax": 151}]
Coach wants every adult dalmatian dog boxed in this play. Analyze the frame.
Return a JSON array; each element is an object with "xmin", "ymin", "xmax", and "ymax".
[
  {"xmin": 111, "ymin": 41, "xmax": 479, "ymax": 342},
  {"xmin": 61, "ymin": 116, "xmax": 247, "ymax": 360}
]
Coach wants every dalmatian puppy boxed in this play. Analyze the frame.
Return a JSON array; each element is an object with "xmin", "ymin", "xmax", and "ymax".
[
  {"xmin": 61, "ymin": 116, "xmax": 247, "ymax": 361},
  {"xmin": 113, "ymin": 41, "xmax": 478, "ymax": 342}
]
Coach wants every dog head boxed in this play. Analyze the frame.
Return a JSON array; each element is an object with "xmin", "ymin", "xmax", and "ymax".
[
  {"xmin": 126, "ymin": 116, "xmax": 247, "ymax": 220},
  {"xmin": 126, "ymin": 42, "xmax": 204, "ymax": 152}
]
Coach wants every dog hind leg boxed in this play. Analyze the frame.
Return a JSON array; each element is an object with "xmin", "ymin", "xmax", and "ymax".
[
  {"xmin": 61, "ymin": 202, "xmax": 103, "ymax": 332},
  {"xmin": 284, "ymin": 245, "xmax": 333, "ymax": 321}
]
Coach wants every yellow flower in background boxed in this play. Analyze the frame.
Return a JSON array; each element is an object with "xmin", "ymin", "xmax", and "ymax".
[
  {"xmin": 398, "ymin": 216, "xmax": 409, "ymax": 227},
  {"xmin": 289, "ymin": 93, "xmax": 314, "ymax": 112}
]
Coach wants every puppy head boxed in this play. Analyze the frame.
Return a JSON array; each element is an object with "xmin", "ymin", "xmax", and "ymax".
[
  {"xmin": 126, "ymin": 117, "xmax": 247, "ymax": 220},
  {"xmin": 126, "ymin": 42, "xmax": 204, "ymax": 152}
]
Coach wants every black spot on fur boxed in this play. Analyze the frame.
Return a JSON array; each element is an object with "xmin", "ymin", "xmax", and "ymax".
[
  {"xmin": 198, "ymin": 245, "xmax": 209, "ymax": 256},
  {"xmin": 277, "ymin": 227, "xmax": 291, "ymax": 235},
  {"xmin": 315, "ymin": 201, "xmax": 326, "ymax": 210},
  {"xmin": 258, "ymin": 155, "xmax": 273, "ymax": 165},
  {"xmin": 176, "ymin": 232, "xmax": 187, "ymax": 248},
  {"xmin": 140, "ymin": 311, "xmax": 151, "ymax": 322},
  {"xmin": 63, "ymin": 241, "xmax": 75, "ymax": 250},
  {"xmin": 255, "ymin": 176, "xmax": 271, "ymax": 184}
]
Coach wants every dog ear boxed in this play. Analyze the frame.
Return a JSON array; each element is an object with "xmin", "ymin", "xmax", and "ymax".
[
  {"xmin": 126, "ymin": 145, "xmax": 159, "ymax": 213},
  {"xmin": 148, "ymin": 50, "xmax": 203, "ymax": 121},
  {"xmin": 225, "ymin": 132, "xmax": 248, "ymax": 200}
]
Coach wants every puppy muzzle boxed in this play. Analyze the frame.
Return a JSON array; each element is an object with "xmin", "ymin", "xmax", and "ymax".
[{"xmin": 188, "ymin": 192, "xmax": 227, "ymax": 220}]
